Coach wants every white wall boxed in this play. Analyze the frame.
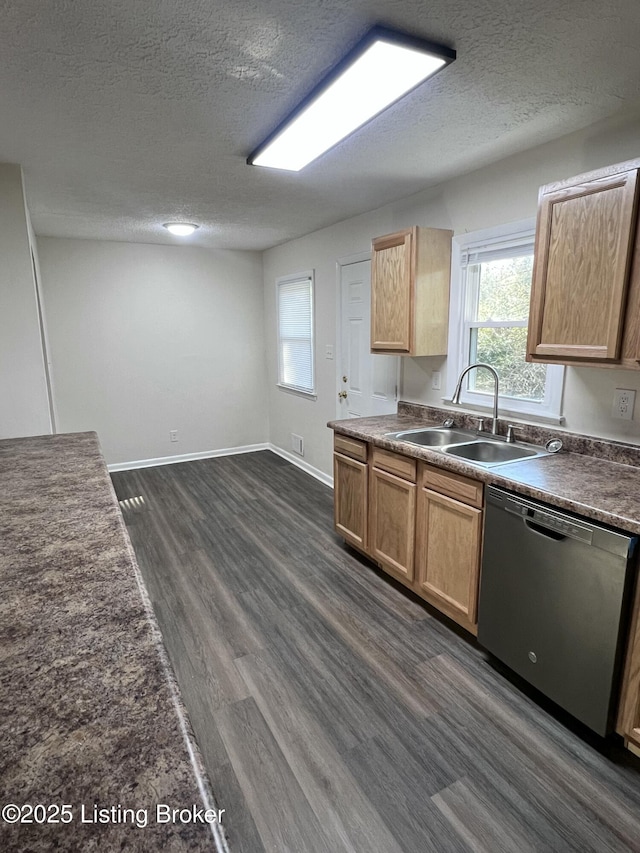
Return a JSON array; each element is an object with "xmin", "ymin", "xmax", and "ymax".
[
  {"xmin": 263, "ymin": 108, "xmax": 640, "ymax": 478},
  {"xmin": 38, "ymin": 238, "xmax": 267, "ymax": 466},
  {"xmin": 0, "ymin": 164, "xmax": 53, "ymax": 438}
]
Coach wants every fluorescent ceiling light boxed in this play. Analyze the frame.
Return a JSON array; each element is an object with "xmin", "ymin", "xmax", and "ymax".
[
  {"xmin": 247, "ymin": 26, "xmax": 456, "ymax": 172},
  {"xmin": 163, "ymin": 222, "xmax": 199, "ymax": 236}
]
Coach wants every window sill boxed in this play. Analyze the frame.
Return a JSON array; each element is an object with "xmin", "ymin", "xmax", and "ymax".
[
  {"xmin": 441, "ymin": 397, "xmax": 565, "ymax": 426},
  {"xmin": 277, "ymin": 383, "xmax": 317, "ymax": 401}
]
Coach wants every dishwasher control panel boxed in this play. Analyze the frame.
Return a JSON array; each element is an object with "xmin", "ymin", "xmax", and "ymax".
[{"xmin": 505, "ymin": 497, "xmax": 593, "ymax": 544}]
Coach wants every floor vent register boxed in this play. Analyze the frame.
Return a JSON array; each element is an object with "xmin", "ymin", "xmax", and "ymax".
[{"xmin": 118, "ymin": 496, "xmax": 147, "ymax": 515}]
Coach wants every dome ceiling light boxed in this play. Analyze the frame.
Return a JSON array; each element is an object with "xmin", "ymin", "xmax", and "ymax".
[{"xmin": 163, "ymin": 222, "xmax": 199, "ymax": 236}]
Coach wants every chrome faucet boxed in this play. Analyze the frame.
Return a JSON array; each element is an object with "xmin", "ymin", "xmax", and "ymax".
[{"xmin": 451, "ymin": 363, "xmax": 500, "ymax": 434}]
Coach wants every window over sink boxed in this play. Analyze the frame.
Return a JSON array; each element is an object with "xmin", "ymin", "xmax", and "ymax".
[{"xmin": 447, "ymin": 220, "xmax": 564, "ymax": 422}]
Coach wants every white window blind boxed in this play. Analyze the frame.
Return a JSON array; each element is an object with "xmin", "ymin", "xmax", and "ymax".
[
  {"xmin": 460, "ymin": 234, "xmax": 535, "ymax": 267},
  {"xmin": 277, "ymin": 273, "xmax": 315, "ymax": 395}
]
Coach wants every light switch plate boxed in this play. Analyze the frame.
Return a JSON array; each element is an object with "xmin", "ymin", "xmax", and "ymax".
[{"xmin": 431, "ymin": 370, "xmax": 441, "ymax": 391}]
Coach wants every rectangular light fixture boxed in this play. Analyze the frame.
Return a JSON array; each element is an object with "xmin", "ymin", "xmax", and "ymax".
[{"xmin": 247, "ymin": 25, "xmax": 456, "ymax": 172}]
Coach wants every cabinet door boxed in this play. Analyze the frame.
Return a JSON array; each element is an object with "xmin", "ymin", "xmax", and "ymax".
[
  {"xmin": 528, "ymin": 169, "xmax": 639, "ymax": 361},
  {"xmin": 617, "ymin": 573, "xmax": 640, "ymax": 750},
  {"xmin": 369, "ymin": 467, "xmax": 416, "ymax": 582},
  {"xmin": 333, "ymin": 452, "xmax": 368, "ymax": 551},
  {"xmin": 415, "ymin": 487, "xmax": 482, "ymax": 632},
  {"xmin": 371, "ymin": 229, "xmax": 413, "ymax": 352}
]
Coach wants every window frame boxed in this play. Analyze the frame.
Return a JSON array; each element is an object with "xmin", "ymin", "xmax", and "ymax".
[
  {"xmin": 276, "ymin": 270, "xmax": 316, "ymax": 398},
  {"xmin": 446, "ymin": 220, "xmax": 565, "ymax": 423}
]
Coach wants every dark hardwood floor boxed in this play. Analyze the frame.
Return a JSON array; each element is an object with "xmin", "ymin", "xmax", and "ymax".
[{"xmin": 112, "ymin": 450, "xmax": 640, "ymax": 852}]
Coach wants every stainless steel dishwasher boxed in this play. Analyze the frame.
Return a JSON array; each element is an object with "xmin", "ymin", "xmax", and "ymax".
[{"xmin": 478, "ymin": 486, "xmax": 638, "ymax": 736}]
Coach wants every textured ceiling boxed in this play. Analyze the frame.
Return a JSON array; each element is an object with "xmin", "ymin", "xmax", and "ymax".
[{"xmin": 2, "ymin": 0, "xmax": 640, "ymax": 250}]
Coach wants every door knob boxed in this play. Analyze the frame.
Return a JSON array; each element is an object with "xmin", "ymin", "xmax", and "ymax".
[{"xmin": 338, "ymin": 391, "xmax": 347, "ymax": 399}]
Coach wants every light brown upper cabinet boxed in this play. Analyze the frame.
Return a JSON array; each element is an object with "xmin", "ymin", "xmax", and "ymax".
[
  {"xmin": 527, "ymin": 159, "xmax": 640, "ymax": 367},
  {"xmin": 371, "ymin": 226, "xmax": 452, "ymax": 355}
]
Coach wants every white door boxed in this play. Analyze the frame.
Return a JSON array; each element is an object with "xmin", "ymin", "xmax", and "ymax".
[{"xmin": 339, "ymin": 260, "xmax": 399, "ymax": 418}]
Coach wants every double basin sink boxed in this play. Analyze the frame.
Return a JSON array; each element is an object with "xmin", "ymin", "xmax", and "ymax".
[{"xmin": 385, "ymin": 426, "xmax": 550, "ymax": 468}]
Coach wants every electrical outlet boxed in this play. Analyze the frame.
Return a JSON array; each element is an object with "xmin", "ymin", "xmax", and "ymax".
[
  {"xmin": 169, "ymin": 429, "xmax": 178, "ymax": 442},
  {"xmin": 612, "ymin": 389, "xmax": 636, "ymax": 420},
  {"xmin": 291, "ymin": 433, "xmax": 304, "ymax": 456},
  {"xmin": 431, "ymin": 370, "xmax": 441, "ymax": 391}
]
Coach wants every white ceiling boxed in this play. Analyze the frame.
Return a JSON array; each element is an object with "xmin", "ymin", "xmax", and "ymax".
[{"xmin": 2, "ymin": 0, "xmax": 640, "ymax": 251}]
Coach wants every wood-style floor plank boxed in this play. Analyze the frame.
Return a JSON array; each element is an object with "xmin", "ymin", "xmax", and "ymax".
[
  {"xmin": 345, "ymin": 730, "xmax": 472, "ymax": 853},
  {"xmin": 235, "ymin": 649, "xmax": 406, "ymax": 853},
  {"xmin": 432, "ymin": 777, "xmax": 538, "ymax": 853},
  {"xmin": 112, "ymin": 450, "xmax": 640, "ymax": 853},
  {"xmin": 214, "ymin": 697, "xmax": 336, "ymax": 853}
]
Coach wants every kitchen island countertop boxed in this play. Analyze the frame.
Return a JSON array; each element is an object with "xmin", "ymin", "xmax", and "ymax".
[{"xmin": 0, "ymin": 432, "xmax": 223, "ymax": 852}]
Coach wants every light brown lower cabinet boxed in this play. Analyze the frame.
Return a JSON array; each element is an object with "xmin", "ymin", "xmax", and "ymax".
[
  {"xmin": 332, "ymin": 434, "xmax": 640, "ymax": 752},
  {"xmin": 333, "ymin": 444, "xmax": 368, "ymax": 552},
  {"xmin": 333, "ymin": 437, "xmax": 484, "ymax": 634},
  {"xmin": 369, "ymin": 465, "xmax": 416, "ymax": 583},
  {"xmin": 414, "ymin": 464, "xmax": 483, "ymax": 635},
  {"xmin": 617, "ymin": 572, "xmax": 640, "ymax": 750}
]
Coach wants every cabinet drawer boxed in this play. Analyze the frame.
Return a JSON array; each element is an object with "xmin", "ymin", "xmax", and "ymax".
[
  {"xmin": 334, "ymin": 434, "xmax": 368, "ymax": 462},
  {"xmin": 420, "ymin": 463, "xmax": 483, "ymax": 508},
  {"xmin": 372, "ymin": 447, "xmax": 417, "ymax": 482}
]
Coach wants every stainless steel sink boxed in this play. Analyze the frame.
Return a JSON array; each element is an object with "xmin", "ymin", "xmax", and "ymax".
[
  {"xmin": 442, "ymin": 440, "xmax": 549, "ymax": 467},
  {"xmin": 385, "ymin": 426, "xmax": 551, "ymax": 468},
  {"xmin": 386, "ymin": 427, "xmax": 477, "ymax": 446}
]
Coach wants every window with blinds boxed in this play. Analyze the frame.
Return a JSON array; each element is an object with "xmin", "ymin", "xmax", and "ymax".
[
  {"xmin": 277, "ymin": 272, "xmax": 315, "ymax": 395},
  {"xmin": 449, "ymin": 222, "xmax": 564, "ymax": 421}
]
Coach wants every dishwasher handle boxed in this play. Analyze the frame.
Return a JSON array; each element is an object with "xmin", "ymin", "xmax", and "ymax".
[{"xmin": 524, "ymin": 518, "xmax": 566, "ymax": 541}]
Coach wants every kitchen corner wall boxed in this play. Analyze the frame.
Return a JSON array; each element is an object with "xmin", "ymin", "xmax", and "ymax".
[
  {"xmin": 0, "ymin": 164, "xmax": 53, "ymax": 439},
  {"xmin": 38, "ymin": 238, "xmax": 267, "ymax": 466},
  {"xmin": 263, "ymin": 107, "xmax": 640, "ymax": 480}
]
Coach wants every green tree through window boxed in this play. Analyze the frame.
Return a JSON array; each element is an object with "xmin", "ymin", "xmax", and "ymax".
[
  {"xmin": 451, "ymin": 224, "xmax": 564, "ymax": 420},
  {"xmin": 468, "ymin": 255, "xmax": 547, "ymax": 402}
]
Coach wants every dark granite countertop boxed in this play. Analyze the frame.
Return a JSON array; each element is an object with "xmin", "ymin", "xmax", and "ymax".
[
  {"xmin": 329, "ymin": 404, "xmax": 640, "ymax": 536},
  {"xmin": 0, "ymin": 432, "xmax": 224, "ymax": 852}
]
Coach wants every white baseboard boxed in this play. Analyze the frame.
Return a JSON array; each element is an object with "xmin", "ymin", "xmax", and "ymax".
[
  {"xmin": 107, "ymin": 443, "xmax": 270, "ymax": 473},
  {"xmin": 107, "ymin": 442, "xmax": 334, "ymax": 488},
  {"xmin": 267, "ymin": 444, "xmax": 334, "ymax": 488}
]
